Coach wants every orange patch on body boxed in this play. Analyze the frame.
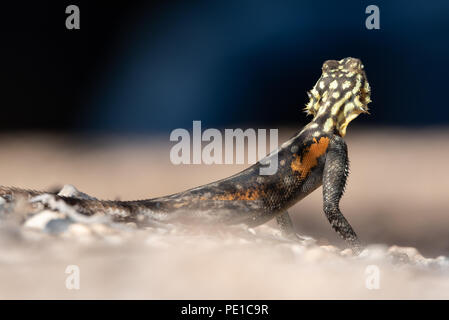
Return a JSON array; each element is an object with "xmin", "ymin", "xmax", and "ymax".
[
  {"xmin": 204, "ymin": 189, "xmax": 265, "ymax": 201},
  {"xmin": 290, "ymin": 137, "xmax": 330, "ymax": 180}
]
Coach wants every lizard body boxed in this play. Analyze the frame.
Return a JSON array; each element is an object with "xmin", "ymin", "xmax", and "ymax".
[{"xmin": 0, "ymin": 57, "xmax": 370, "ymax": 251}]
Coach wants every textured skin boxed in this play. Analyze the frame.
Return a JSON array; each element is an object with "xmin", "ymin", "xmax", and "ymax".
[
  {"xmin": 323, "ymin": 135, "xmax": 361, "ymax": 250},
  {"xmin": 275, "ymin": 211, "xmax": 296, "ymax": 239},
  {"xmin": 0, "ymin": 57, "xmax": 370, "ymax": 251}
]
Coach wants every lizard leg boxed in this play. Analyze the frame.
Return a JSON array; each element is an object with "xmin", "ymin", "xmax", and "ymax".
[
  {"xmin": 276, "ymin": 211, "xmax": 297, "ymax": 239},
  {"xmin": 323, "ymin": 136, "xmax": 362, "ymax": 254}
]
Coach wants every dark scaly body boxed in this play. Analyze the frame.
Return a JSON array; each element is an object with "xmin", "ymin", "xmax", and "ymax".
[
  {"xmin": 0, "ymin": 133, "xmax": 328, "ymax": 226},
  {"xmin": 0, "ymin": 57, "xmax": 371, "ymax": 250}
]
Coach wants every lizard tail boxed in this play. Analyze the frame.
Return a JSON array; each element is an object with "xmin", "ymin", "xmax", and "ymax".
[{"xmin": 0, "ymin": 186, "xmax": 52, "ymax": 201}]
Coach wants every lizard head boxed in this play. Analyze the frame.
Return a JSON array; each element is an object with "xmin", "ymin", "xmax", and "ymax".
[{"xmin": 304, "ymin": 57, "xmax": 371, "ymax": 137}]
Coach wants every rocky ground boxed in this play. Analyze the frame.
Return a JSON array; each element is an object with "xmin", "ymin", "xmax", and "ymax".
[{"xmin": 0, "ymin": 128, "xmax": 448, "ymax": 299}]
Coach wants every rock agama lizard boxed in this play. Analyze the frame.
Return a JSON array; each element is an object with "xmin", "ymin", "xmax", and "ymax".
[{"xmin": 0, "ymin": 57, "xmax": 371, "ymax": 252}]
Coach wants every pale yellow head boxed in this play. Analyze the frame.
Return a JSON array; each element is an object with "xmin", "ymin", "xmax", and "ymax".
[{"xmin": 305, "ymin": 57, "xmax": 371, "ymax": 136}]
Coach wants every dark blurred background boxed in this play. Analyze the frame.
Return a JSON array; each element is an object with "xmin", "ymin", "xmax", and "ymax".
[{"xmin": 1, "ymin": 0, "xmax": 448, "ymax": 134}]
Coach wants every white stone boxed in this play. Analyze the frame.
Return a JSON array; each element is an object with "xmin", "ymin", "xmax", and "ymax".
[{"xmin": 24, "ymin": 210, "xmax": 63, "ymax": 230}]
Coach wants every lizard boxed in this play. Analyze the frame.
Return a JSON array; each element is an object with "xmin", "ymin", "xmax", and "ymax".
[{"xmin": 0, "ymin": 57, "xmax": 371, "ymax": 252}]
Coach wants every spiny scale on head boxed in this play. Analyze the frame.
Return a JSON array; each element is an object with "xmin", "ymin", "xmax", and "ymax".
[{"xmin": 303, "ymin": 57, "xmax": 371, "ymax": 137}]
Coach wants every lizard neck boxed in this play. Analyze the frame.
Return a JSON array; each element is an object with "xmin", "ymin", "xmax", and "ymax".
[
  {"xmin": 302, "ymin": 93, "xmax": 347, "ymax": 137},
  {"xmin": 305, "ymin": 85, "xmax": 369, "ymax": 137},
  {"xmin": 309, "ymin": 99, "xmax": 340, "ymax": 136}
]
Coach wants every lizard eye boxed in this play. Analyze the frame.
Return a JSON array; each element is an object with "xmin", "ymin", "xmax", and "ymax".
[{"xmin": 322, "ymin": 60, "xmax": 339, "ymax": 72}]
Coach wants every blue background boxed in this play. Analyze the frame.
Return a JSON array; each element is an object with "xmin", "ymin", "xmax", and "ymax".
[{"xmin": 2, "ymin": 1, "xmax": 449, "ymax": 133}]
